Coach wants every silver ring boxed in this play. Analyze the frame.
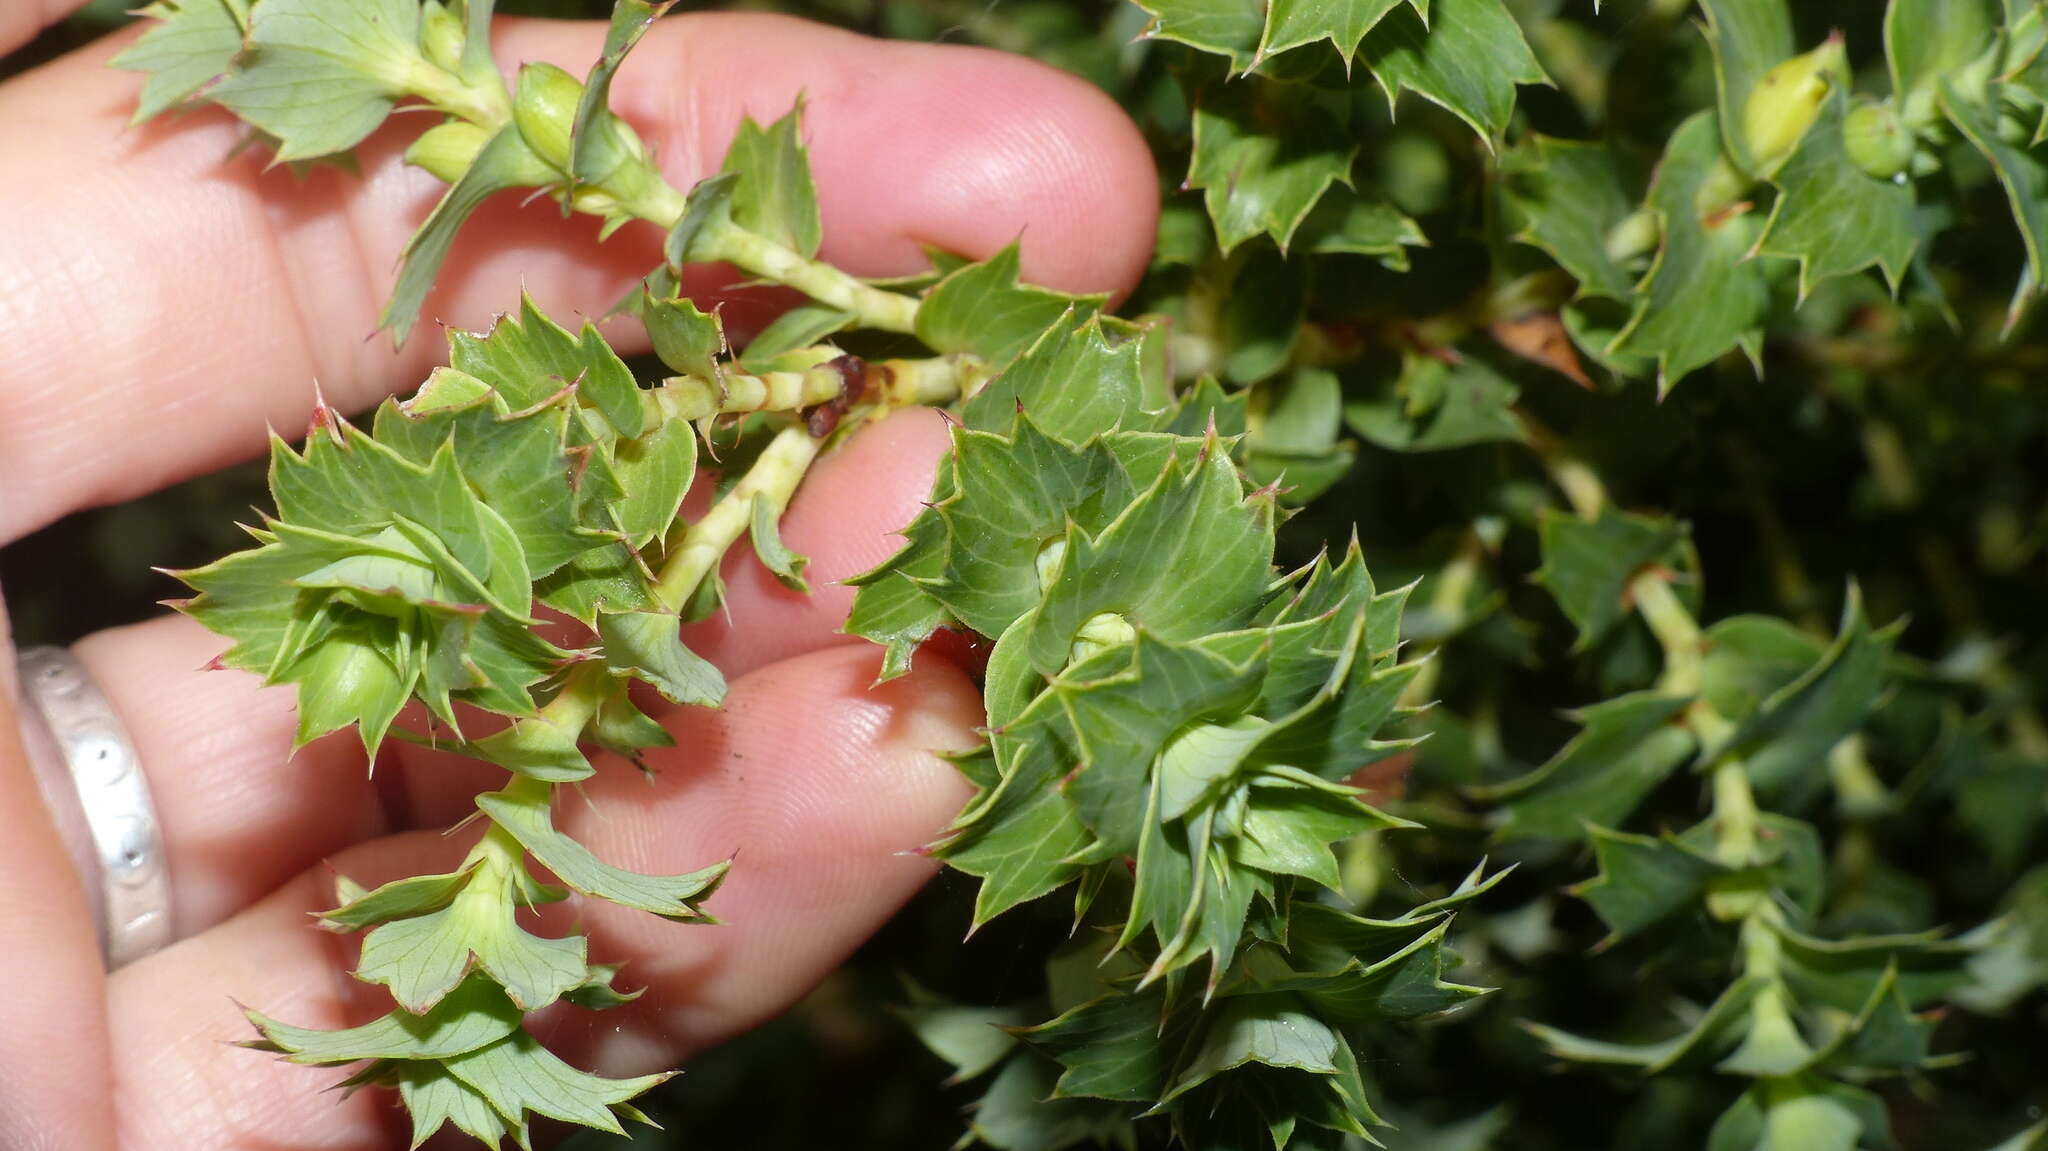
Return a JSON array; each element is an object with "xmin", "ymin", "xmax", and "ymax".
[{"xmin": 15, "ymin": 646, "xmax": 172, "ymax": 969}]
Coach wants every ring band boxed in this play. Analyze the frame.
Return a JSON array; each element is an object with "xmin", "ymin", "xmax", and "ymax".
[{"xmin": 15, "ymin": 646, "xmax": 172, "ymax": 969}]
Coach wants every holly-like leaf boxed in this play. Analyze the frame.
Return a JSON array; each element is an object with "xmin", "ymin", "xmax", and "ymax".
[
  {"xmin": 1754, "ymin": 88, "xmax": 1918, "ymax": 298},
  {"xmin": 1570, "ymin": 824, "xmax": 1729, "ymax": 943},
  {"xmin": 1343, "ymin": 349, "xmax": 1526, "ymax": 453},
  {"xmin": 1534, "ymin": 506, "xmax": 1686, "ymax": 649},
  {"xmin": 1294, "ymin": 186, "xmax": 1427, "ymax": 268},
  {"xmin": 1258, "ymin": 0, "xmax": 1412, "ymax": 70},
  {"xmin": 720, "ymin": 102, "xmax": 823, "ymax": 259},
  {"xmin": 382, "ymin": 127, "xmax": 556, "ymax": 344},
  {"xmin": 441, "ymin": 1029, "xmax": 669, "ymax": 1137},
  {"xmin": 1610, "ymin": 112, "xmax": 1771, "ymax": 391},
  {"xmin": 1187, "ymin": 76, "xmax": 1356, "ymax": 252},
  {"xmin": 740, "ymin": 303, "xmax": 853, "ymax": 369},
  {"xmin": 1885, "ymin": 0, "xmax": 1997, "ymax": 103},
  {"xmin": 892, "ymin": 980, "xmax": 1029, "ymax": 1083},
  {"xmin": 1700, "ymin": 590, "xmax": 1899, "ymax": 801},
  {"xmin": 1016, "ymin": 987, "xmax": 1187, "ymax": 1102},
  {"xmin": 209, "ymin": 0, "xmax": 428, "ymax": 162},
  {"xmin": 919, "ymin": 245, "xmax": 1107, "ymax": 370},
  {"xmin": 1357, "ymin": 0, "xmax": 1547, "ymax": 144},
  {"xmin": 567, "ymin": 0, "xmax": 671, "ymax": 194},
  {"xmin": 1480, "ymin": 691, "xmax": 1698, "ymax": 841},
  {"xmin": 1026, "ymin": 442, "xmax": 1276, "ymax": 674},
  {"xmin": 396, "ymin": 1061, "xmax": 515, "ymax": 1150},
  {"xmin": 244, "ymin": 973, "xmax": 523, "ymax": 1064},
  {"xmin": 113, "ymin": 0, "xmax": 247, "ymax": 123},
  {"xmin": 1502, "ymin": 135, "xmax": 1639, "ymax": 302},
  {"xmin": 1526, "ymin": 976, "xmax": 1766, "ymax": 1071},
  {"xmin": 962, "ymin": 310, "xmax": 1158, "ymax": 444},
  {"xmin": 322, "ymin": 863, "xmax": 481, "ymax": 931},
  {"xmin": 448, "ymin": 295, "xmax": 646, "ymax": 439},
  {"xmin": 476, "ymin": 785, "xmax": 728, "ymax": 919},
  {"xmin": 355, "ymin": 881, "xmax": 589, "ymax": 1012},
  {"xmin": 1943, "ymin": 80, "xmax": 2048, "ymax": 323}
]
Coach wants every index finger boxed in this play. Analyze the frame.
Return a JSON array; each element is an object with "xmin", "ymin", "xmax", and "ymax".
[{"xmin": 0, "ymin": 12, "xmax": 1158, "ymax": 544}]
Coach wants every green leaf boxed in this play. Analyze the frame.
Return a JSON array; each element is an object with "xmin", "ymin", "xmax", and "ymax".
[
  {"xmin": 1885, "ymin": 0, "xmax": 1997, "ymax": 102},
  {"xmin": 1258, "ymin": 0, "xmax": 1409, "ymax": 69},
  {"xmin": 962, "ymin": 310, "xmax": 1156, "ymax": 444},
  {"xmin": 938, "ymin": 732, "xmax": 1095, "ymax": 924},
  {"xmin": 918, "ymin": 245, "xmax": 1104, "ymax": 369},
  {"xmin": 597, "ymin": 609, "xmax": 725, "ymax": 707},
  {"xmin": 1570, "ymin": 824, "xmax": 1729, "ymax": 943},
  {"xmin": 1699, "ymin": 0, "xmax": 1795, "ymax": 176},
  {"xmin": 1222, "ymin": 248, "xmax": 1308, "ymax": 384},
  {"xmin": 448, "ymin": 295, "xmax": 645, "ymax": 438},
  {"xmin": 1027, "ymin": 445, "xmax": 1276, "ymax": 675},
  {"xmin": 1943, "ymin": 80, "xmax": 2048, "ymax": 323},
  {"xmin": 113, "ymin": 0, "xmax": 247, "ymax": 123},
  {"xmin": 1295, "ymin": 186, "xmax": 1428, "ymax": 268},
  {"xmin": 1754, "ymin": 89, "xmax": 1918, "ymax": 298},
  {"xmin": 381, "ymin": 127, "xmax": 555, "ymax": 344},
  {"xmin": 396, "ymin": 1061, "xmax": 514, "ymax": 1150},
  {"xmin": 1343, "ymin": 349, "xmax": 1525, "ymax": 453},
  {"xmin": 891, "ymin": 980, "xmax": 1029, "ymax": 1083},
  {"xmin": 923, "ymin": 419, "xmax": 1140, "ymax": 637},
  {"xmin": 244, "ymin": 973, "xmax": 522, "ymax": 1064},
  {"xmin": 1525, "ymin": 975, "xmax": 1765, "ymax": 1072},
  {"xmin": 640, "ymin": 295, "xmax": 727, "ymax": 381},
  {"xmin": 1357, "ymin": 0, "xmax": 1548, "ymax": 144},
  {"xmin": 1534, "ymin": 507, "xmax": 1686, "ymax": 648},
  {"xmin": 476, "ymin": 785, "xmax": 728, "ymax": 919},
  {"xmin": 355, "ymin": 883, "xmax": 588, "ymax": 1013},
  {"xmin": 1128, "ymin": 0, "xmax": 1266, "ymax": 72},
  {"xmin": 1164, "ymin": 994, "xmax": 1342, "ymax": 1099},
  {"xmin": 1016, "ymin": 987, "xmax": 1187, "ymax": 1101},
  {"xmin": 1502, "ymin": 135, "xmax": 1639, "ymax": 301},
  {"xmin": 1481, "ymin": 692, "xmax": 1698, "ymax": 841},
  {"xmin": 322, "ymin": 863, "xmax": 481, "ymax": 931},
  {"xmin": 210, "ymin": 0, "xmax": 426, "ymax": 162},
  {"xmin": 748, "ymin": 492, "xmax": 810, "ymax": 592},
  {"xmin": 964, "ymin": 1053, "xmax": 1139, "ymax": 1151},
  {"xmin": 1246, "ymin": 918, "xmax": 1490, "ymax": 1023},
  {"xmin": 1610, "ymin": 112, "xmax": 1770, "ymax": 391},
  {"xmin": 1701, "ymin": 590, "xmax": 1899, "ymax": 801},
  {"xmin": 441, "ymin": 1029, "xmax": 669, "ymax": 1136},
  {"xmin": 568, "ymin": 0, "xmax": 670, "ymax": 194},
  {"xmin": 721, "ymin": 102, "xmax": 824, "ymax": 258},
  {"xmin": 1187, "ymin": 76, "xmax": 1356, "ymax": 252},
  {"xmin": 740, "ymin": 303, "xmax": 853, "ymax": 369}
]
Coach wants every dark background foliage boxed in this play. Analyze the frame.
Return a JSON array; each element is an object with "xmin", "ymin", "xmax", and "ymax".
[{"xmin": 5, "ymin": 1, "xmax": 2045, "ymax": 1148}]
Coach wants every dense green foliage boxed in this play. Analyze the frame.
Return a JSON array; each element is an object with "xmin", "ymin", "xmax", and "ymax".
[{"xmin": 54, "ymin": 0, "xmax": 2048, "ymax": 1147}]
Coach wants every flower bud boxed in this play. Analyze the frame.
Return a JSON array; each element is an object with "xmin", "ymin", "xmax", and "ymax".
[
  {"xmin": 419, "ymin": 0, "xmax": 465, "ymax": 75},
  {"xmin": 1842, "ymin": 99, "xmax": 1913, "ymax": 180},
  {"xmin": 514, "ymin": 61, "xmax": 584, "ymax": 172},
  {"xmin": 1742, "ymin": 35, "xmax": 1847, "ymax": 177},
  {"xmin": 405, "ymin": 120, "xmax": 489, "ymax": 184}
]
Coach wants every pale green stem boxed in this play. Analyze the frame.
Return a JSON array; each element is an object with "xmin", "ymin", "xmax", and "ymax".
[
  {"xmin": 1631, "ymin": 570, "xmax": 1703, "ymax": 696},
  {"xmin": 1826, "ymin": 734, "xmax": 1892, "ymax": 818},
  {"xmin": 653, "ymin": 424, "xmax": 822, "ymax": 610},
  {"xmin": 697, "ymin": 221, "xmax": 919, "ymax": 333},
  {"xmin": 648, "ymin": 352, "xmax": 980, "ymax": 424}
]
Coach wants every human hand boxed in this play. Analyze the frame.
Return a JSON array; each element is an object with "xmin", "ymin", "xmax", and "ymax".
[{"xmin": 0, "ymin": 8, "xmax": 1155, "ymax": 1146}]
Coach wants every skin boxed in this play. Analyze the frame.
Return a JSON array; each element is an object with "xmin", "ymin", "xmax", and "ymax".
[{"xmin": 0, "ymin": 6, "xmax": 1157, "ymax": 1148}]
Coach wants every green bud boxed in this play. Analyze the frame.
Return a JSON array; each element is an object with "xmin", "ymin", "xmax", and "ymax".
[
  {"xmin": 1842, "ymin": 99, "xmax": 1914, "ymax": 180},
  {"xmin": 1603, "ymin": 207, "xmax": 1660, "ymax": 264},
  {"xmin": 1742, "ymin": 35, "xmax": 1847, "ymax": 177},
  {"xmin": 419, "ymin": 1, "xmax": 465, "ymax": 75},
  {"xmin": 404, "ymin": 120, "xmax": 489, "ymax": 184},
  {"xmin": 514, "ymin": 61, "xmax": 583, "ymax": 172}
]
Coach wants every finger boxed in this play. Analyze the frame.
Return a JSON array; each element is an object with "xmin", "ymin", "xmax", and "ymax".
[
  {"xmin": 68, "ymin": 405, "xmax": 955, "ymax": 934},
  {"xmin": 680, "ymin": 405, "xmax": 955, "ymax": 678},
  {"xmin": 106, "ymin": 644, "xmax": 979, "ymax": 1148},
  {"xmin": 0, "ymin": 13, "xmax": 1158, "ymax": 543},
  {"xmin": 0, "ymin": 594, "xmax": 118, "ymax": 1151},
  {"xmin": 0, "ymin": 0, "xmax": 87, "ymax": 58}
]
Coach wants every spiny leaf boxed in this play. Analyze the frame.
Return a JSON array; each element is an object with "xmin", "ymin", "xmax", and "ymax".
[
  {"xmin": 567, "ymin": 0, "xmax": 671, "ymax": 196},
  {"xmin": 244, "ymin": 973, "xmax": 522, "ymax": 1064},
  {"xmin": 1525, "ymin": 976, "xmax": 1766, "ymax": 1072},
  {"xmin": 1258, "ymin": 0, "xmax": 1416, "ymax": 70},
  {"xmin": 748, "ymin": 492, "xmax": 810, "ymax": 591},
  {"xmin": 448, "ymin": 295, "xmax": 646, "ymax": 439},
  {"xmin": 1754, "ymin": 88, "xmax": 1919, "ymax": 298},
  {"xmin": 1699, "ymin": 0, "xmax": 1795, "ymax": 177},
  {"xmin": 962, "ymin": 309, "xmax": 1158, "ymax": 444},
  {"xmin": 476, "ymin": 785, "xmax": 728, "ymax": 919},
  {"xmin": 382, "ymin": 127, "xmax": 556, "ymax": 344},
  {"xmin": 1294, "ymin": 185, "xmax": 1428, "ymax": 268},
  {"xmin": 1501, "ymin": 134, "xmax": 1639, "ymax": 302},
  {"xmin": 1533, "ymin": 506, "xmax": 1686, "ymax": 649},
  {"xmin": 441, "ymin": 1029, "xmax": 669, "ymax": 1137},
  {"xmin": 720, "ymin": 102, "xmax": 823, "ymax": 258},
  {"xmin": 1343, "ymin": 348, "xmax": 1525, "ymax": 453},
  {"xmin": 1942, "ymin": 80, "xmax": 2048, "ymax": 324},
  {"xmin": 1609, "ymin": 112, "xmax": 1771, "ymax": 392},
  {"xmin": 396, "ymin": 1061, "xmax": 515, "ymax": 1150},
  {"xmin": 355, "ymin": 885, "xmax": 589, "ymax": 1012},
  {"xmin": 1569, "ymin": 824, "xmax": 1729, "ymax": 943},
  {"xmin": 209, "ymin": 0, "xmax": 427, "ymax": 163},
  {"xmin": 1480, "ymin": 691, "xmax": 1698, "ymax": 841},
  {"xmin": 598, "ymin": 609, "xmax": 726, "ymax": 707},
  {"xmin": 1356, "ymin": 0, "xmax": 1547, "ymax": 145},
  {"xmin": 113, "ymin": 0, "xmax": 247, "ymax": 123},
  {"xmin": 1186, "ymin": 75, "xmax": 1356, "ymax": 252},
  {"xmin": 918, "ymin": 245, "xmax": 1106, "ymax": 370}
]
